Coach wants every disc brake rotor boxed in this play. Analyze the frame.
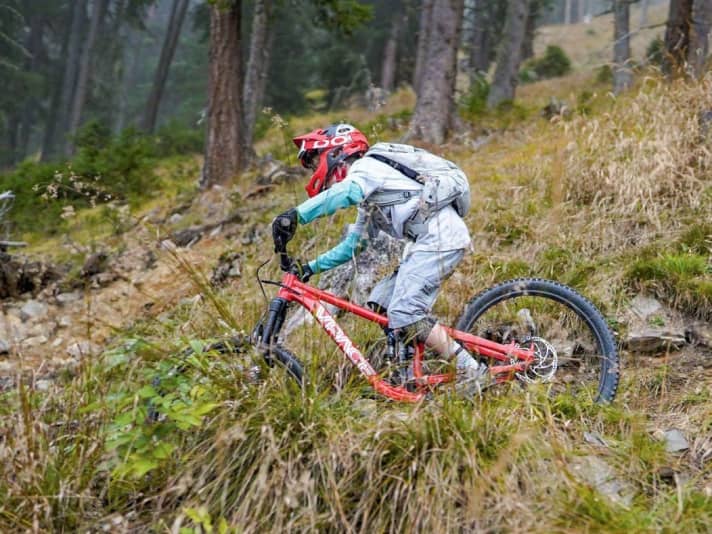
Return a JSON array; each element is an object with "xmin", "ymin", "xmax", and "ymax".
[{"xmin": 514, "ymin": 336, "xmax": 558, "ymax": 383}]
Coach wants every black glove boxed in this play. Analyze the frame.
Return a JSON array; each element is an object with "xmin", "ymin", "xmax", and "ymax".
[
  {"xmin": 272, "ymin": 208, "xmax": 298, "ymax": 253},
  {"xmin": 290, "ymin": 260, "xmax": 313, "ymax": 282}
]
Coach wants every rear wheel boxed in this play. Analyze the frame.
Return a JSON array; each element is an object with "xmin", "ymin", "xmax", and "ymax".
[{"xmin": 456, "ymin": 278, "xmax": 620, "ymax": 403}]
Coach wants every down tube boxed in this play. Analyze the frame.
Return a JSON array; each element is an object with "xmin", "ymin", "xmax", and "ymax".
[{"xmin": 309, "ymin": 301, "xmax": 379, "ymax": 379}]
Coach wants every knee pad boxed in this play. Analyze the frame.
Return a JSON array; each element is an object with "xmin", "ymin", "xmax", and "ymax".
[{"xmin": 401, "ymin": 317, "xmax": 436, "ymax": 344}]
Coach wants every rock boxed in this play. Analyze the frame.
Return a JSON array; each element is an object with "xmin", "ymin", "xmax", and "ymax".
[
  {"xmin": 630, "ymin": 294, "xmax": 662, "ymax": 320},
  {"xmin": 35, "ymin": 379, "xmax": 52, "ymax": 391},
  {"xmin": 56, "ymin": 291, "xmax": 82, "ymax": 305},
  {"xmin": 698, "ymin": 109, "xmax": 712, "ymax": 139},
  {"xmin": 570, "ymin": 455, "xmax": 635, "ymax": 507},
  {"xmin": 67, "ymin": 341, "xmax": 100, "ymax": 359},
  {"xmin": 23, "ymin": 335, "xmax": 48, "ymax": 348},
  {"xmin": 58, "ymin": 315, "xmax": 72, "ymax": 328},
  {"xmin": 542, "ymin": 97, "xmax": 570, "ymax": 120},
  {"xmin": 92, "ymin": 272, "xmax": 118, "ymax": 286},
  {"xmin": 0, "ymin": 252, "xmax": 64, "ymax": 298},
  {"xmin": 685, "ymin": 322, "xmax": 712, "ymax": 348},
  {"xmin": 211, "ymin": 252, "xmax": 241, "ymax": 287},
  {"xmin": 624, "ymin": 328, "xmax": 686, "ymax": 353},
  {"xmin": 167, "ymin": 213, "xmax": 184, "ymax": 225},
  {"xmin": 81, "ymin": 252, "xmax": 109, "ymax": 278},
  {"xmin": 583, "ymin": 431, "xmax": 608, "ymax": 447},
  {"xmin": 28, "ymin": 321, "xmax": 56, "ymax": 338},
  {"xmin": 663, "ymin": 429, "xmax": 689, "ymax": 453},
  {"xmin": 171, "ymin": 227, "xmax": 203, "ymax": 248},
  {"xmin": 20, "ymin": 300, "xmax": 49, "ymax": 321},
  {"xmin": 0, "ymin": 339, "xmax": 8, "ymax": 354}
]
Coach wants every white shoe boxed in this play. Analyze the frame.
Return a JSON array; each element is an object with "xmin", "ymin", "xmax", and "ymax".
[{"xmin": 455, "ymin": 358, "xmax": 491, "ymax": 398}]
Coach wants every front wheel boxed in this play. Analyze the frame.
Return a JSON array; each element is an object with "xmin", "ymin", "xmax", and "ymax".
[{"xmin": 456, "ymin": 278, "xmax": 620, "ymax": 403}]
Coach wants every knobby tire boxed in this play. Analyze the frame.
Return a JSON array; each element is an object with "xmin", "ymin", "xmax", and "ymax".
[{"xmin": 456, "ymin": 278, "xmax": 620, "ymax": 403}]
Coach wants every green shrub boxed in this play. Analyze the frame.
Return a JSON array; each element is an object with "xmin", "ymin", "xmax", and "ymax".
[
  {"xmin": 520, "ymin": 45, "xmax": 572, "ymax": 83},
  {"xmin": 646, "ymin": 37, "xmax": 664, "ymax": 66},
  {"xmin": 154, "ymin": 120, "xmax": 205, "ymax": 157},
  {"xmin": 2, "ymin": 123, "xmax": 160, "ymax": 236},
  {"xmin": 460, "ymin": 74, "xmax": 490, "ymax": 117},
  {"xmin": 627, "ymin": 252, "xmax": 712, "ymax": 318}
]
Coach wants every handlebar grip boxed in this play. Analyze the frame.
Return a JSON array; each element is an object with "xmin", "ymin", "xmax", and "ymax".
[{"xmin": 279, "ymin": 252, "xmax": 291, "ymax": 272}]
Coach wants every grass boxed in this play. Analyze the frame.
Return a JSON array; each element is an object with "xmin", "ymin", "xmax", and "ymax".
[{"xmin": 3, "ymin": 20, "xmax": 712, "ymax": 532}]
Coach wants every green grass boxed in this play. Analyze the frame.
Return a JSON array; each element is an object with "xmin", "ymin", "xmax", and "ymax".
[{"xmin": 3, "ymin": 55, "xmax": 712, "ymax": 533}]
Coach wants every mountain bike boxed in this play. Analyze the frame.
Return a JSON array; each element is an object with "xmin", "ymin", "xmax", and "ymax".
[{"xmin": 247, "ymin": 241, "xmax": 620, "ymax": 404}]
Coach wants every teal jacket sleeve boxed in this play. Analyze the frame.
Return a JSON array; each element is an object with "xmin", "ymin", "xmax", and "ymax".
[
  {"xmin": 307, "ymin": 231, "xmax": 369, "ymax": 274},
  {"xmin": 296, "ymin": 179, "xmax": 364, "ymax": 224}
]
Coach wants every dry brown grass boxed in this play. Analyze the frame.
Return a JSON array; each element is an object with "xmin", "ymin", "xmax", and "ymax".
[
  {"xmin": 535, "ymin": 1, "xmax": 669, "ymax": 70},
  {"xmin": 562, "ymin": 75, "xmax": 712, "ymax": 252}
]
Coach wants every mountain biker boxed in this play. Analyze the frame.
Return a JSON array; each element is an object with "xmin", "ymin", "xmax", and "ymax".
[{"xmin": 272, "ymin": 124, "xmax": 489, "ymax": 393}]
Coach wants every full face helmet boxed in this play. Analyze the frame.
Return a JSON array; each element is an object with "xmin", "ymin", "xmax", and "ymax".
[{"xmin": 292, "ymin": 124, "xmax": 369, "ymax": 197}]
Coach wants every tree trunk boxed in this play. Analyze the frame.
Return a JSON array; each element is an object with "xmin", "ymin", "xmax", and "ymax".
[
  {"xmin": 663, "ymin": 0, "xmax": 693, "ymax": 76},
  {"xmin": 381, "ymin": 12, "xmax": 404, "ymax": 93},
  {"xmin": 565, "ymin": 0, "xmax": 571, "ymax": 24},
  {"xmin": 613, "ymin": 0, "xmax": 632, "ymax": 94},
  {"xmin": 51, "ymin": 0, "xmax": 85, "ymax": 160},
  {"xmin": 521, "ymin": 0, "xmax": 541, "ymax": 61},
  {"xmin": 142, "ymin": 0, "xmax": 190, "ymax": 132},
  {"xmin": 243, "ymin": 0, "xmax": 274, "ymax": 148},
  {"xmin": 6, "ymin": 115, "xmax": 20, "ymax": 166},
  {"xmin": 468, "ymin": 0, "xmax": 495, "ymax": 75},
  {"xmin": 114, "ymin": 27, "xmax": 143, "ymax": 134},
  {"xmin": 487, "ymin": 0, "xmax": 529, "ymax": 108},
  {"xmin": 408, "ymin": 0, "xmax": 464, "ymax": 144},
  {"xmin": 19, "ymin": 14, "xmax": 45, "ymax": 159},
  {"xmin": 688, "ymin": 0, "xmax": 712, "ymax": 78},
  {"xmin": 201, "ymin": 1, "xmax": 243, "ymax": 188},
  {"xmin": 413, "ymin": 0, "xmax": 434, "ymax": 94},
  {"xmin": 66, "ymin": 0, "xmax": 109, "ymax": 155}
]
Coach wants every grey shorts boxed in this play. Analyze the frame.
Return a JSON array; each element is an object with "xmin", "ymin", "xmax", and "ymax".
[{"xmin": 367, "ymin": 249, "xmax": 465, "ymax": 329}]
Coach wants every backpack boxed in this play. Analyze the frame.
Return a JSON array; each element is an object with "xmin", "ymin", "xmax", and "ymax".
[{"xmin": 364, "ymin": 143, "xmax": 471, "ymax": 219}]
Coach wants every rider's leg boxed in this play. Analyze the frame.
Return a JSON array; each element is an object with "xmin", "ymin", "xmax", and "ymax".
[{"xmin": 382, "ymin": 251, "xmax": 485, "ymax": 369}]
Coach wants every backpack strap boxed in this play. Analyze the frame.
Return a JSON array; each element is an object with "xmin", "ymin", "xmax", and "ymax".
[
  {"xmin": 367, "ymin": 153, "xmax": 426, "ymax": 185},
  {"xmin": 366, "ymin": 189, "xmax": 421, "ymax": 207}
]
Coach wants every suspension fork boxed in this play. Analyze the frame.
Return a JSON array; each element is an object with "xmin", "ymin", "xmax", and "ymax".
[{"xmin": 255, "ymin": 297, "xmax": 289, "ymax": 363}]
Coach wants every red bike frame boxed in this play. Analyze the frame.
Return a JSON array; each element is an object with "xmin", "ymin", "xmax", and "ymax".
[{"xmin": 276, "ymin": 272, "xmax": 536, "ymax": 402}]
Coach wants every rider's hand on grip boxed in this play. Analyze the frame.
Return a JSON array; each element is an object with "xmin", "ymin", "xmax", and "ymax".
[
  {"xmin": 289, "ymin": 260, "xmax": 313, "ymax": 282},
  {"xmin": 272, "ymin": 208, "xmax": 298, "ymax": 253}
]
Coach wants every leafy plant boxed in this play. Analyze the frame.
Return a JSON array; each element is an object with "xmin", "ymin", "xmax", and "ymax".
[{"xmin": 520, "ymin": 45, "xmax": 572, "ymax": 83}]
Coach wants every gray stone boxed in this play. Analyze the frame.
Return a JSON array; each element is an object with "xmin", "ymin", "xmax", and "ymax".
[
  {"xmin": 56, "ymin": 291, "xmax": 82, "ymax": 305},
  {"xmin": 35, "ymin": 379, "xmax": 52, "ymax": 392},
  {"xmin": 584, "ymin": 431, "xmax": 609, "ymax": 447},
  {"xmin": 0, "ymin": 339, "xmax": 9, "ymax": 354},
  {"xmin": 624, "ymin": 328, "xmax": 686, "ymax": 353},
  {"xmin": 67, "ymin": 341, "xmax": 100, "ymax": 359},
  {"xmin": 570, "ymin": 455, "xmax": 635, "ymax": 507},
  {"xmin": 20, "ymin": 300, "xmax": 48, "ymax": 321},
  {"xmin": 685, "ymin": 322, "xmax": 712, "ymax": 348},
  {"xmin": 23, "ymin": 335, "xmax": 48, "ymax": 347},
  {"xmin": 664, "ymin": 429, "xmax": 689, "ymax": 453},
  {"xmin": 167, "ymin": 213, "xmax": 183, "ymax": 225},
  {"xmin": 630, "ymin": 294, "xmax": 662, "ymax": 320}
]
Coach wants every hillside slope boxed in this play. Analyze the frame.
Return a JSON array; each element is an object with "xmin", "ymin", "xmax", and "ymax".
[{"xmin": 1, "ymin": 11, "xmax": 711, "ymax": 531}]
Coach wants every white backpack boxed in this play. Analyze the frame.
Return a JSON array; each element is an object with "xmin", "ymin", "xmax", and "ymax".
[{"xmin": 364, "ymin": 142, "xmax": 471, "ymax": 219}]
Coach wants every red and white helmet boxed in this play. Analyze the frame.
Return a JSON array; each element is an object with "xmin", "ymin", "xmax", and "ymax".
[{"xmin": 293, "ymin": 124, "xmax": 369, "ymax": 197}]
